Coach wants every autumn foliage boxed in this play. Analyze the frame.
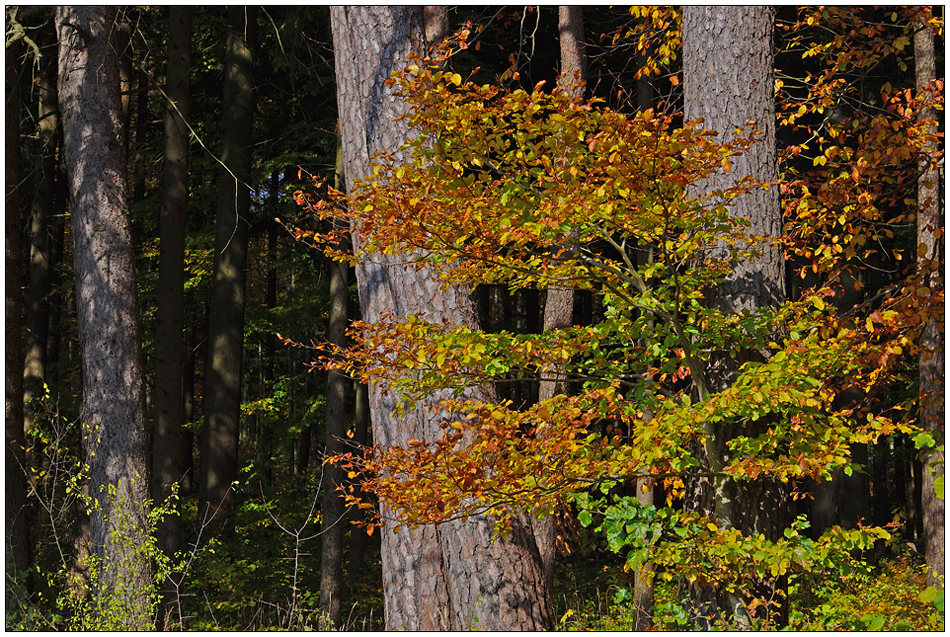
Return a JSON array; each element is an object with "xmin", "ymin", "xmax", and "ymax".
[{"xmin": 290, "ymin": 8, "xmax": 943, "ymax": 623}]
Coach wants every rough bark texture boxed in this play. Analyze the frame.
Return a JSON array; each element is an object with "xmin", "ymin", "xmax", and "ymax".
[
  {"xmin": 914, "ymin": 15, "xmax": 944, "ymax": 589},
  {"xmin": 331, "ymin": 6, "xmax": 552, "ymax": 630},
  {"xmin": 684, "ymin": 6, "xmax": 784, "ymax": 317},
  {"xmin": 153, "ymin": 5, "xmax": 191, "ymax": 623},
  {"xmin": 683, "ymin": 6, "xmax": 786, "ymax": 624},
  {"xmin": 6, "ymin": 29, "xmax": 33, "ymax": 598},
  {"xmin": 199, "ymin": 6, "xmax": 256, "ymax": 519},
  {"xmin": 56, "ymin": 6, "xmax": 154, "ymax": 627}
]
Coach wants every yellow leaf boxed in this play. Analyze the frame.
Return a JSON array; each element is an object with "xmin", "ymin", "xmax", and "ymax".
[{"xmin": 450, "ymin": 73, "xmax": 462, "ymax": 86}]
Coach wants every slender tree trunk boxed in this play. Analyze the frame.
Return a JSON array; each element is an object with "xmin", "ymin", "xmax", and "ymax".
[
  {"xmin": 914, "ymin": 13, "xmax": 944, "ymax": 589},
  {"xmin": 348, "ymin": 379, "xmax": 371, "ymax": 567},
  {"xmin": 45, "ymin": 162, "xmax": 68, "ymax": 378},
  {"xmin": 6, "ymin": 28, "xmax": 33, "ymax": 599},
  {"xmin": 331, "ymin": 7, "xmax": 552, "ymax": 629},
  {"xmin": 200, "ymin": 6, "xmax": 256, "ymax": 519},
  {"xmin": 319, "ymin": 237, "xmax": 349, "ymax": 627},
  {"xmin": 532, "ymin": 3, "xmax": 589, "ymax": 595},
  {"xmin": 24, "ymin": 21, "xmax": 59, "ymax": 455},
  {"xmin": 181, "ymin": 322, "xmax": 197, "ymax": 494},
  {"xmin": 683, "ymin": 6, "xmax": 786, "ymax": 625},
  {"xmin": 318, "ymin": 126, "xmax": 350, "ymax": 626},
  {"xmin": 56, "ymin": 6, "xmax": 154, "ymax": 627},
  {"xmin": 262, "ymin": 170, "xmax": 279, "ymax": 482},
  {"xmin": 153, "ymin": 5, "xmax": 191, "ymax": 625}
]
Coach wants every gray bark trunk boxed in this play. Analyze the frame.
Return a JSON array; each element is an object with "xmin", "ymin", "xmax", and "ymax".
[
  {"xmin": 914, "ymin": 14, "xmax": 944, "ymax": 589},
  {"xmin": 56, "ymin": 6, "xmax": 154, "ymax": 627},
  {"xmin": 199, "ymin": 6, "xmax": 256, "ymax": 519},
  {"xmin": 331, "ymin": 6, "xmax": 552, "ymax": 629},
  {"xmin": 683, "ymin": 6, "xmax": 786, "ymax": 624},
  {"xmin": 153, "ymin": 5, "xmax": 191, "ymax": 625}
]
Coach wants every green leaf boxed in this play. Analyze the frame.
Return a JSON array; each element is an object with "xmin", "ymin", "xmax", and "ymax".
[
  {"xmin": 577, "ymin": 510, "xmax": 593, "ymax": 527},
  {"xmin": 861, "ymin": 615, "xmax": 885, "ymax": 631}
]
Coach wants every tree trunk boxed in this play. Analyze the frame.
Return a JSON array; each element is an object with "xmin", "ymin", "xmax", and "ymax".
[
  {"xmin": 262, "ymin": 170, "xmax": 279, "ymax": 482},
  {"xmin": 532, "ymin": 3, "xmax": 589, "ymax": 596},
  {"xmin": 153, "ymin": 5, "xmax": 191, "ymax": 625},
  {"xmin": 683, "ymin": 6, "xmax": 786, "ymax": 624},
  {"xmin": 319, "ymin": 129, "xmax": 349, "ymax": 625},
  {"xmin": 914, "ymin": 13, "xmax": 944, "ymax": 589},
  {"xmin": 423, "ymin": 6, "xmax": 452, "ymax": 51},
  {"xmin": 348, "ymin": 379, "xmax": 371, "ymax": 568},
  {"xmin": 56, "ymin": 6, "xmax": 154, "ymax": 627},
  {"xmin": 6, "ymin": 27, "xmax": 33, "ymax": 600},
  {"xmin": 181, "ymin": 322, "xmax": 197, "ymax": 494},
  {"xmin": 331, "ymin": 6, "xmax": 552, "ymax": 629},
  {"xmin": 24, "ymin": 21, "xmax": 60, "ymax": 458},
  {"xmin": 199, "ymin": 6, "xmax": 256, "ymax": 520}
]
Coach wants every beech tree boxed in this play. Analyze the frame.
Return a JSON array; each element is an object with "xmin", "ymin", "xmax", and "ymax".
[
  {"xmin": 56, "ymin": 6, "xmax": 154, "ymax": 627},
  {"xmin": 298, "ymin": 16, "xmax": 937, "ymax": 626},
  {"xmin": 330, "ymin": 6, "xmax": 551, "ymax": 629}
]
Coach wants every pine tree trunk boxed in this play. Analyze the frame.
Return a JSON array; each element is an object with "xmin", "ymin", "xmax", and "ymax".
[
  {"xmin": 331, "ymin": 6, "xmax": 552, "ymax": 629},
  {"xmin": 56, "ymin": 6, "xmax": 154, "ymax": 627},
  {"xmin": 153, "ymin": 6, "xmax": 191, "ymax": 625},
  {"xmin": 200, "ymin": 6, "xmax": 256, "ymax": 519},
  {"xmin": 683, "ymin": 6, "xmax": 786, "ymax": 624},
  {"xmin": 914, "ymin": 13, "xmax": 944, "ymax": 589}
]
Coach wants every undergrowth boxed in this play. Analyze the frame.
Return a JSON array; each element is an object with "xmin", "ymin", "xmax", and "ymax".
[{"xmin": 551, "ymin": 542, "xmax": 944, "ymax": 631}]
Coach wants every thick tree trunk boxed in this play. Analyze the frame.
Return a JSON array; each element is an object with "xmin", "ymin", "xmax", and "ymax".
[
  {"xmin": 331, "ymin": 7, "xmax": 552, "ymax": 629},
  {"xmin": 153, "ymin": 5, "xmax": 191, "ymax": 625},
  {"xmin": 56, "ymin": 6, "xmax": 154, "ymax": 627},
  {"xmin": 683, "ymin": 6, "xmax": 786, "ymax": 624},
  {"xmin": 914, "ymin": 14, "xmax": 944, "ymax": 589},
  {"xmin": 199, "ymin": 6, "xmax": 256, "ymax": 519},
  {"xmin": 6, "ymin": 29, "xmax": 33, "ymax": 600}
]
